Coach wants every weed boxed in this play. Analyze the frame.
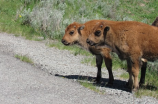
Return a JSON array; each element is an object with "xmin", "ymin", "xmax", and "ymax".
[
  {"xmin": 111, "ymin": 53, "xmax": 127, "ymax": 70},
  {"xmin": 81, "ymin": 57, "xmax": 96, "ymax": 66},
  {"xmin": 136, "ymin": 89, "xmax": 158, "ymax": 99},
  {"xmin": 120, "ymin": 72, "xmax": 129, "ymax": 79},
  {"xmin": 15, "ymin": 54, "xmax": 34, "ymax": 65},
  {"xmin": 79, "ymin": 80, "xmax": 104, "ymax": 94}
]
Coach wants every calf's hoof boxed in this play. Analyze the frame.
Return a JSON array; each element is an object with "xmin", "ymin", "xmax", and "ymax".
[
  {"xmin": 94, "ymin": 77, "xmax": 101, "ymax": 84},
  {"xmin": 139, "ymin": 81, "xmax": 145, "ymax": 87},
  {"xmin": 132, "ymin": 87, "xmax": 139, "ymax": 92}
]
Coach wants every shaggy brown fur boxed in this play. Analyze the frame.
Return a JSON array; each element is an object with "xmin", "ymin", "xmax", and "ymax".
[
  {"xmin": 87, "ymin": 21, "xmax": 158, "ymax": 91},
  {"xmin": 62, "ymin": 20, "xmax": 116, "ymax": 85}
]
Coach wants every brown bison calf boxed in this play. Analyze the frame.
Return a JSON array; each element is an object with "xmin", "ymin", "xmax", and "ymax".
[
  {"xmin": 87, "ymin": 20, "xmax": 158, "ymax": 91},
  {"xmin": 62, "ymin": 20, "xmax": 116, "ymax": 85}
]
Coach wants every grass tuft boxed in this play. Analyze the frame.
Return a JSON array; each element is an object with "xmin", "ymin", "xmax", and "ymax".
[
  {"xmin": 79, "ymin": 80, "xmax": 104, "ymax": 94},
  {"xmin": 15, "ymin": 54, "xmax": 34, "ymax": 65}
]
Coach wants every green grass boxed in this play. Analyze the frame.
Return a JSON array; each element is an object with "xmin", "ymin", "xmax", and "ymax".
[
  {"xmin": 117, "ymin": 0, "xmax": 158, "ymax": 24},
  {"xmin": 0, "ymin": 0, "xmax": 40, "ymax": 39},
  {"xmin": 136, "ymin": 89, "xmax": 158, "ymax": 99},
  {"xmin": 81, "ymin": 52, "xmax": 127, "ymax": 70},
  {"xmin": 79, "ymin": 80, "xmax": 104, "ymax": 94},
  {"xmin": 15, "ymin": 54, "xmax": 34, "ymax": 65},
  {"xmin": 120, "ymin": 72, "xmax": 129, "ymax": 79},
  {"xmin": 135, "ymin": 85, "xmax": 158, "ymax": 99},
  {"xmin": 81, "ymin": 57, "xmax": 96, "ymax": 66}
]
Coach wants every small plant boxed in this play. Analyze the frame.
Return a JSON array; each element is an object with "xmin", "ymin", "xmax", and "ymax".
[
  {"xmin": 135, "ymin": 88, "xmax": 158, "ymax": 99},
  {"xmin": 20, "ymin": 0, "xmax": 66, "ymax": 39},
  {"xmin": 135, "ymin": 86, "xmax": 158, "ymax": 99},
  {"xmin": 79, "ymin": 80, "xmax": 104, "ymax": 94},
  {"xmin": 111, "ymin": 53, "xmax": 127, "ymax": 70},
  {"xmin": 15, "ymin": 54, "xmax": 34, "ymax": 65},
  {"xmin": 81, "ymin": 57, "xmax": 96, "ymax": 66},
  {"xmin": 120, "ymin": 72, "xmax": 129, "ymax": 79}
]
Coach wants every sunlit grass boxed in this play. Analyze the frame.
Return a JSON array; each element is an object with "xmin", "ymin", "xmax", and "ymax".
[
  {"xmin": 136, "ymin": 88, "xmax": 158, "ymax": 99},
  {"xmin": 0, "ymin": 0, "xmax": 39, "ymax": 39},
  {"xmin": 15, "ymin": 54, "xmax": 34, "ymax": 65},
  {"xmin": 79, "ymin": 80, "xmax": 104, "ymax": 94}
]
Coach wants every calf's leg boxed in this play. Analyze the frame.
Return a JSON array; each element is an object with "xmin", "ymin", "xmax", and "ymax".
[
  {"xmin": 103, "ymin": 55, "xmax": 114, "ymax": 85},
  {"xmin": 126, "ymin": 59, "xmax": 133, "ymax": 89},
  {"xmin": 139, "ymin": 59, "xmax": 147, "ymax": 85},
  {"xmin": 95, "ymin": 55, "xmax": 103, "ymax": 83},
  {"xmin": 130, "ymin": 56, "xmax": 141, "ymax": 91}
]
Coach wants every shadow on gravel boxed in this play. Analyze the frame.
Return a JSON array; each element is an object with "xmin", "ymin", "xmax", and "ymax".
[{"xmin": 55, "ymin": 74, "xmax": 131, "ymax": 92}]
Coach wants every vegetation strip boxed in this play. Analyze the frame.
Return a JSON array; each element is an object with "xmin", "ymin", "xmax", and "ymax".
[{"xmin": 15, "ymin": 54, "xmax": 34, "ymax": 65}]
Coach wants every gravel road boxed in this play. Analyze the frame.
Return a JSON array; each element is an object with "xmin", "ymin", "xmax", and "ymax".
[{"xmin": 0, "ymin": 32, "xmax": 158, "ymax": 104}]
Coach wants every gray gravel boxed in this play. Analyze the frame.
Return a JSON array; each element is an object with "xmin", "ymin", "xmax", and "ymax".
[
  {"xmin": 0, "ymin": 32, "xmax": 158, "ymax": 104},
  {"xmin": 0, "ymin": 51, "xmax": 117, "ymax": 104}
]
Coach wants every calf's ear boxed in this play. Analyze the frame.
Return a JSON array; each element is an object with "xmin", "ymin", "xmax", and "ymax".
[
  {"xmin": 104, "ymin": 26, "xmax": 110, "ymax": 31},
  {"xmin": 103, "ymin": 26, "xmax": 110, "ymax": 35},
  {"xmin": 79, "ymin": 25, "xmax": 85, "ymax": 30},
  {"xmin": 103, "ymin": 26, "xmax": 110, "ymax": 40},
  {"xmin": 78, "ymin": 25, "xmax": 85, "ymax": 35}
]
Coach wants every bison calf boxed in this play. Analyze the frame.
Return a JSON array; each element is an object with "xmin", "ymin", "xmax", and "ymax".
[
  {"xmin": 62, "ymin": 20, "xmax": 116, "ymax": 85},
  {"xmin": 87, "ymin": 20, "xmax": 158, "ymax": 91}
]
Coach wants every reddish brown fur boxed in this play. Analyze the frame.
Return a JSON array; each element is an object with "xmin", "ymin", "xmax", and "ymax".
[
  {"xmin": 87, "ymin": 21, "xmax": 158, "ymax": 91},
  {"xmin": 62, "ymin": 20, "xmax": 117, "ymax": 84}
]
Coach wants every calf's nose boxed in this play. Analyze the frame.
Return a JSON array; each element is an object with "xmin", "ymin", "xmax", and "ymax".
[
  {"xmin": 62, "ymin": 39, "xmax": 66, "ymax": 44},
  {"xmin": 86, "ymin": 38, "xmax": 90, "ymax": 44}
]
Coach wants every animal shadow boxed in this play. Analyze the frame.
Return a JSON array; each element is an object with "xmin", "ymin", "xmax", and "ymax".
[{"xmin": 55, "ymin": 74, "xmax": 131, "ymax": 92}]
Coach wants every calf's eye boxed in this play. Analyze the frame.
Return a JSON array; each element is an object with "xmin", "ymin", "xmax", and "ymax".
[
  {"xmin": 95, "ymin": 30, "xmax": 101, "ymax": 36},
  {"xmin": 69, "ymin": 31, "xmax": 74, "ymax": 35}
]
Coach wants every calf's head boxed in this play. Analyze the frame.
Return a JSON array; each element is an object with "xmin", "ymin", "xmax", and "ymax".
[
  {"xmin": 62, "ymin": 22, "xmax": 84, "ymax": 45},
  {"xmin": 87, "ymin": 22, "xmax": 111, "ymax": 47}
]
